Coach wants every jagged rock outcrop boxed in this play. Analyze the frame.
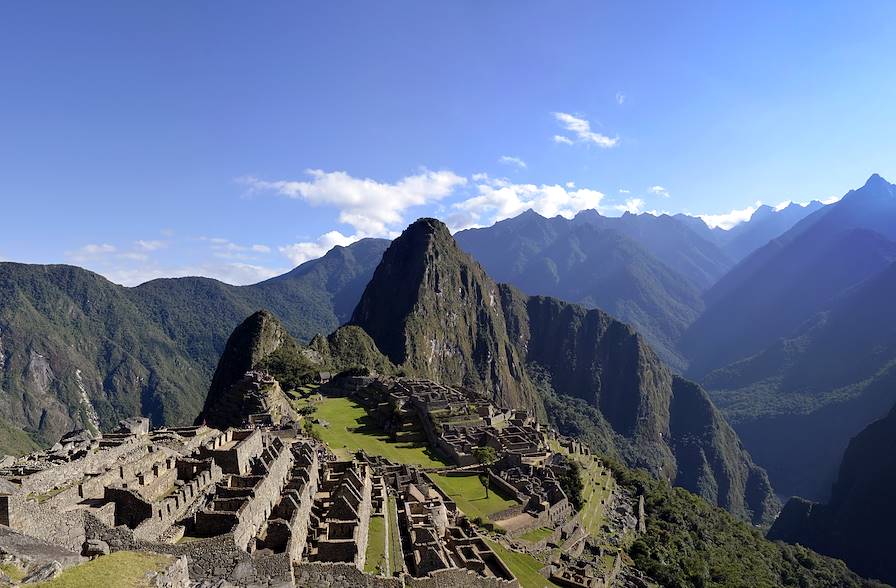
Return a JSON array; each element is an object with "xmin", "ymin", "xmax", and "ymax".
[
  {"xmin": 769, "ymin": 403, "xmax": 896, "ymax": 584},
  {"xmin": 351, "ymin": 218, "xmax": 778, "ymax": 524},
  {"xmin": 196, "ymin": 310, "xmax": 299, "ymax": 429}
]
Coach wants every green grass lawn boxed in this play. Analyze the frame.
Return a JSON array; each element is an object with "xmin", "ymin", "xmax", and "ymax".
[
  {"xmin": 364, "ymin": 516, "xmax": 388, "ymax": 575},
  {"xmin": 33, "ymin": 552, "xmax": 173, "ymax": 588},
  {"xmin": 430, "ymin": 473, "xmax": 518, "ymax": 521},
  {"xmin": 518, "ymin": 527, "xmax": 554, "ymax": 543},
  {"xmin": 484, "ymin": 539, "xmax": 560, "ymax": 588},
  {"xmin": 312, "ymin": 396, "xmax": 448, "ymax": 467}
]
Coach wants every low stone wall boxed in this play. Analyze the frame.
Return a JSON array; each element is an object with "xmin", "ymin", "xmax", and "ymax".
[
  {"xmin": 295, "ymin": 563, "xmax": 403, "ymax": 588},
  {"xmin": 151, "ymin": 556, "xmax": 190, "ymax": 588},
  {"xmin": 293, "ymin": 563, "xmax": 519, "ymax": 588}
]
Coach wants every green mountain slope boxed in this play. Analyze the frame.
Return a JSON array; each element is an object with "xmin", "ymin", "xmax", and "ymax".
[
  {"xmin": 704, "ymin": 261, "xmax": 896, "ymax": 499},
  {"xmin": 352, "ymin": 218, "xmax": 778, "ymax": 524},
  {"xmin": 0, "ymin": 239, "xmax": 388, "ymax": 450}
]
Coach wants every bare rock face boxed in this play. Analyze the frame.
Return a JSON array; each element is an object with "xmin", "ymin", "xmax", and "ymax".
[{"xmin": 22, "ymin": 561, "xmax": 63, "ymax": 583}]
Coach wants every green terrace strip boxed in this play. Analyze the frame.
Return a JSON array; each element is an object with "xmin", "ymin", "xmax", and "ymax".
[
  {"xmin": 386, "ymin": 495, "xmax": 403, "ymax": 574},
  {"xmin": 577, "ymin": 456, "xmax": 613, "ymax": 537},
  {"xmin": 310, "ymin": 396, "xmax": 449, "ymax": 467},
  {"xmin": 33, "ymin": 552, "xmax": 174, "ymax": 588},
  {"xmin": 518, "ymin": 527, "xmax": 553, "ymax": 543},
  {"xmin": 483, "ymin": 538, "xmax": 560, "ymax": 588},
  {"xmin": 429, "ymin": 473, "xmax": 518, "ymax": 521},
  {"xmin": 364, "ymin": 515, "xmax": 388, "ymax": 575}
]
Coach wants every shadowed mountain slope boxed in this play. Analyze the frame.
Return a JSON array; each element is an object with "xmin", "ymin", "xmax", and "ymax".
[
  {"xmin": 769, "ymin": 402, "xmax": 896, "ymax": 585},
  {"xmin": 684, "ymin": 174, "xmax": 896, "ymax": 378},
  {"xmin": 455, "ymin": 211, "xmax": 713, "ymax": 370}
]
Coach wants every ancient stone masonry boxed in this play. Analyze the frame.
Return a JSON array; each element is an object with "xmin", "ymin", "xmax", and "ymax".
[
  {"xmin": 0, "ymin": 369, "xmax": 637, "ymax": 587},
  {"xmin": 360, "ymin": 378, "xmax": 549, "ymax": 467},
  {"xmin": 307, "ymin": 459, "xmax": 374, "ymax": 568}
]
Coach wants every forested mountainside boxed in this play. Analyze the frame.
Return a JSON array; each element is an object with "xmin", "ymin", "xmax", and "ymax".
[
  {"xmin": 353, "ymin": 218, "xmax": 778, "ymax": 524},
  {"xmin": 705, "ymin": 261, "xmax": 896, "ymax": 499},
  {"xmin": 0, "ymin": 239, "xmax": 387, "ymax": 450},
  {"xmin": 768, "ymin": 402, "xmax": 896, "ymax": 585}
]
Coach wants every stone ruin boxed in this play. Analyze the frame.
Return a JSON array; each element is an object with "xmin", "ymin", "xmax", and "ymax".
[{"xmin": 0, "ymin": 371, "xmax": 640, "ymax": 587}]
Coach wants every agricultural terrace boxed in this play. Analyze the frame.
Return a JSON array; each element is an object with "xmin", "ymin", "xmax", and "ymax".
[{"xmin": 576, "ymin": 455, "xmax": 614, "ymax": 537}]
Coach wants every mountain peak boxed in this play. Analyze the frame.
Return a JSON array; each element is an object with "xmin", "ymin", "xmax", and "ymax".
[
  {"xmin": 863, "ymin": 172, "xmax": 889, "ymax": 189},
  {"xmin": 404, "ymin": 217, "xmax": 452, "ymax": 240}
]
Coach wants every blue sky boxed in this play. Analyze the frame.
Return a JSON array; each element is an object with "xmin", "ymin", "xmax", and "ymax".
[{"xmin": 2, "ymin": 1, "xmax": 895, "ymax": 285}]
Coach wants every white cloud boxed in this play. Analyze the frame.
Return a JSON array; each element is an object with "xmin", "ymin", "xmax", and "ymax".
[
  {"xmin": 498, "ymin": 155, "xmax": 526, "ymax": 169},
  {"xmin": 135, "ymin": 239, "xmax": 166, "ymax": 251},
  {"xmin": 552, "ymin": 112, "xmax": 618, "ymax": 148},
  {"xmin": 615, "ymin": 92, "xmax": 626, "ymax": 105},
  {"xmin": 648, "ymin": 185, "xmax": 670, "ymax": 198},
  {"xmin": 699, "ymin": 202, "xmax": 762, "ymax": 230},
  {"xmin": 618, "ymin": 188, "xmax": 630, "ymax": 194},
  {"xmin": 240, "ymin": 168, "xmax": 466, "ymax": 236},
  {"xmin": 613, "ymin": 198, "xmax": 645, "ymax": 214},
  {"xmin": 102, "ymin": 262, "xmax": 284, "ymax": 288},
  {"xmin": 202, "ymin": 238, "xmax": 273, "ymax": 260},
  {"xmin": 774, "ymin": 200, "xmax": 793, "ymax": 211},
  {"xmin": 449, "ymin": 175, "xmax": 604, "ymax": 231},
  {"xmin": 66, "ymin": 243, "xmax": 116, "ymax": 263},
  {"xmin": 279, "ymin": 230, "xmax": 358, "ymax": 266}
]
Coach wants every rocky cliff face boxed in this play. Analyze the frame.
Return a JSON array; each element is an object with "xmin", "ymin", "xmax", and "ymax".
[{"xmin": 351, "ymin": 218, "xmax": 778, "ymax": 524}]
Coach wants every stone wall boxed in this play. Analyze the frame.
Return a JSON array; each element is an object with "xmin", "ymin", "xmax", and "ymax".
[
  {"xmin": 198, "ymin": 429, "xmax": 265, "ymax": 475},
  {"xmin": 293, "ymin": 563, "xmax": 520, "ymax": 588}
]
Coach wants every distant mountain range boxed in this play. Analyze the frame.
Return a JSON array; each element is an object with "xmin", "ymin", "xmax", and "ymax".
[
  {"xmin": 693, "ymin": 174, "xmax": 896, "ymax": 499},
  {"xmin": 455, "ymin": 202, "xmax": 819, "ymax": 370}
]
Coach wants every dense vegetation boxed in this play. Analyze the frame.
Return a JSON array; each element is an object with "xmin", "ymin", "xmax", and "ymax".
[{"xmin": 608, "ymin": 461, "xmax": 884, "ymax": 588}]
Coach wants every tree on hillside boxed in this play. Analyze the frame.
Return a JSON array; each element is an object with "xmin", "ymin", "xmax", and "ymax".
[
  {"xmin": 474, "ymin": 446, "xmax": 498, "ymax": 498},
  {"xmin": 561, "ymin": 459, "xmax": 585, "ymax": 510}
]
